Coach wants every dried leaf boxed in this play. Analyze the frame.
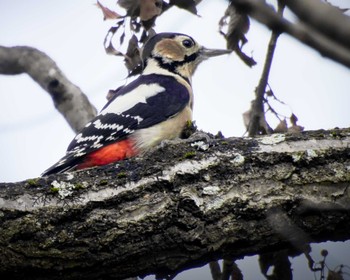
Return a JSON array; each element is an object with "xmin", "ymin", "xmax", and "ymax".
[
  {"xmin": 96, "ymin": 1, "xmax": 121, "ymax": 20},
  {"xmin": 219, "ymin": 3, "xmax": 256, "ymax": 67},
  {"xmin": 290, "ymin": 113, "xmax": 298, "ymax": 126},
  {"xmin": 140, "ymin": 0, "xmax": 163, "ymax": 21},
  {"xmin": 105, "ymin": 42, "xmax": 123, "ymax": 56},
  {"xmin": 124, "ymin": 35, "xmax": 142, "ymax": 74},
  {"xmin": 141, "ymin": 18, "xmax": 157, "ymax": 30},
  {"xmin": 326, "ymin": 270, "xmax": 344, "ymax": 280},
  {"xmin": 231, "ymin": 262, "xmax": 243, "ymax": 280},
  {"xmin": 266, "ymin": 90, "xmax": 273, "ymax": 97},
  {"xmin": 274, "ymin": 119, "xmax": 288, "ymax": 133},
  {"xmin": 106, "ymin": 86, "xmax": 124, "ymax": 101},
  {"xmin": 120, "ymin": 31, "xmax": 126, "ymax": 45},
  {"xmin": 118, "ymin": 0, "xmax": 140, "ymax": 17},
  {"xmin": 140, "ymin": 28, "xmax": 156, "ymax": 44},
  {"xmin": 169, "ymin": 0, "xmax": 202, "ymax": 15},
  {"xmin": 288, "ymin": 114, "xmax": 304, "ymax": 133},
  {"xmin": 288, "ymin": 125, "xmax": 304, "ymax": 133},
  {"xmin": 242, "ymin": 109, "xmax": 251, "ymax": 130},
  {"xmin": 219, "ymin": 4, "xmax": 249, "ymax": 49},
  {"xmin": 118, "ymin": 0, "xmax": 163, "ymax": 29},
  {"xmin": 103, "ymin": 24, "xmax": 124, "ymax": 56},
  {"xmin": 130, "ymin": 18, "xmax": 142, "ymax": 33}
]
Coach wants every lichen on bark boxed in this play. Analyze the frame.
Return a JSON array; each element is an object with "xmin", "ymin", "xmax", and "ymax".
[{"xmin": 0, "ymin": 128, "xmax": 350, "ymax": 280}]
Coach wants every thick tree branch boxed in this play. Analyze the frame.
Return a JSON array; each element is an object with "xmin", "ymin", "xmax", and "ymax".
[
  {"xmin": 0, "ymin": 128, "xmax": 350, "ymax": 279},
  {"xmin": 232, "ymin": 0, "xmax": 350, "ymax": 68},
  {"xmin": 0, "ymin": 46, "xmax": 97, "ymax": 132}
]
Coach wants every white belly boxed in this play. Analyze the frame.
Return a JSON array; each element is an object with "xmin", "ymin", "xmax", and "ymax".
[{"xmin": 131, "ymin": 106, "xmax": 192, "ymax": 151}]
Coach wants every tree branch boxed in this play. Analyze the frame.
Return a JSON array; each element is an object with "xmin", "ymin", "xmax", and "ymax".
[
  {"xmin": 0, "ymin": 46, "xmax": 97, "ymax": 132},
  {"xmin": 284, "ymin": 0, "xmax": 350, "ymax": 50},
  {"xmin": 1, "ymin": 128, "xmax": 350, "ymax": 279},
  {"xmin": 232, "ymin": 0, "xmax": 350, "ymax": 68},
  {"xmin": 248, "ymin": 1, "xmax": 285, "ymax": 136}
]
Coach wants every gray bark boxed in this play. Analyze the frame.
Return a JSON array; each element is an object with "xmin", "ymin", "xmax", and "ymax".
[
  {"xmin": 0, "ymin": 128, "xmax": 350, "ymax": 279},
  {"xmin": 0, "ymin": 46, "xmax": 97, "ymax": 132}
]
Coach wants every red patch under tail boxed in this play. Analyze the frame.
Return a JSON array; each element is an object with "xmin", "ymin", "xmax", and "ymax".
[{"xmin": 76, "ymin": 139, "xmax": 137, "ymax": 170}]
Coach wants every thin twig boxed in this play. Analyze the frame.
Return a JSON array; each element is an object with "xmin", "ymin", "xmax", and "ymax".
[
  {"xmin": 248, "ymin": 1, "xmax": 285, "ymax": 136},
  {"xmin": 232, "ymin": 0, "xmax": 350, "ymax": 68},
  {"xmin": 209, "ymin": 261, "xmax": 222, "ymax": 280}
]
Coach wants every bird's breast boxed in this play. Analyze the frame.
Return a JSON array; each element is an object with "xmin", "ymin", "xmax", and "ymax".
[{"xmin": 131, "ymin": 105, "xmax": 192, "ymax": 151}]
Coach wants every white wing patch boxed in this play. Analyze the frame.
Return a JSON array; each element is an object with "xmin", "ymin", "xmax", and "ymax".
[
  {"xmin": 75, "ymin": 133, "xmax": 100, "ymax": 144},
  {"xmin": 101, "ymin": 83, "xmax": 165, "ymax": 115},
  {"xmin": 69, "ymin": 146, "xmax": 87, "ymax": 158},
  {"xmin": 93, "ymin": 119, "xmax": 124, "ymax": 130}
]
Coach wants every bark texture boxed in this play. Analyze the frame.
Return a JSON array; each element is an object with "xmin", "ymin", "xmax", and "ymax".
[
  {"xmin": 0, "ymin": 46, "xmax": 97, "ymax": 132},
  {"xmin": 0, "ymin": 128, "xmax": 350, "ymax": 279}
]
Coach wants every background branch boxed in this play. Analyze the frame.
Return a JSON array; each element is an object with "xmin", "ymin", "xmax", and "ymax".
[
  {"xmin": 232, "ymin": 0, "xmax": 350, "ymax": 68},
  {"xmin": 0, "ymin": 46, "xmax": 97, "ymax": 132},
  {"xmin": 284, "ymin": 0, "xmax": 350, "ymax": 49}
]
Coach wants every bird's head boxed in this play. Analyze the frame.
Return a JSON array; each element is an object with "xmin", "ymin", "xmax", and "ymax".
[{"xmin": 141, "ymin": 32, "xmax": 231, "ymax": 82}]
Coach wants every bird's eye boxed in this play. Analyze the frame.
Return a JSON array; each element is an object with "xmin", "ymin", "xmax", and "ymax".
[{"xmin": 182, "ymin": 39, "xmax": 194, "ymax": 48}]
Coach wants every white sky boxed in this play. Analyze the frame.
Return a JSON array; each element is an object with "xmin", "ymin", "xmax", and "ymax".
[{"xmin": 0, "ymin": 0, "xmax": 349, "ymax": 182}]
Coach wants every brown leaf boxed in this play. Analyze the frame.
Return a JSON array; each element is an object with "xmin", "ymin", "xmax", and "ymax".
[
  {"xmin": 169, "ymin": 0, "xmax": 202, "ymax": 15},
  {"xmin": 118, "ymin": 0, "xmax": 163, "ymax": 29},
  {"xmin": 140, "ymin": 28, "xmax": 156, "ymax": 44},
  {"xmin": 242, "ymin": 109, "xmax": 251, "ymax": 130},
  {"xmin": 130, "ymin": 18, "xmax": 142, "ymax": 33},
  {"xmin": 219, "ymin": 4, "xmax": 249, "ymax": 49},
  {"xmin": 105, "ymin": 42, "xmax": 123, "ymax": 56},
  {"xmin": 290, "ymin": 113, "xmax": 298, "ymax": 126},
  {"xmin": 124, "ymin": 35, "xmax": 142, "ymax": 74},
  {"xmin": 140, "ymin": 0, "xmax": 163, "ymax": 21},
  {"xmin": 274, "ymin": 119, "xmax": 288, "ymax": 133},
  {"xmin": 288, "ymin": 114, "xmax": 304, "ymax": 133},
  {"xmin": 266, "ymin": 90, "xmax": 273, "ymax": 97},
  {"xmin": 288, "ymin": 125, "xmax": 304, "ymax": 133},
  {"xmin": 106, "ymin": 86, "xmax": 124, "ymax": 101},
  {"xmin": 326, "ymin": 270, "xmax": 344, "ymax": 280},
  {"xmin": 103, "ymin": 25, "xmax": 124, "ymax": 56},
  {"xmin": 219, "ymin": 3, "xmax": 256, "ymax": 67},
  {"xmin": 96, "ymin": 1, "xmax": 121, "ymax": 20},
  {"xmin": 118, "ymin": 0, "xmax": 140, "ymax": 17}
]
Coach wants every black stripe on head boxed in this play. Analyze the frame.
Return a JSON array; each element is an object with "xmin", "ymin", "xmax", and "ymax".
[{"xmin": 152, "ymin": 53, "xmax": 198, "ymax": 84}]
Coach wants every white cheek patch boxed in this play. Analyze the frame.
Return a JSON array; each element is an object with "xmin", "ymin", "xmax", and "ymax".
[{"xmin": 101, "ymin": 83, "xmax": 165, "ymax": 115}]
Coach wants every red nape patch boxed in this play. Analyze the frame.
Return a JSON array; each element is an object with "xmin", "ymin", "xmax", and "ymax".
[{"xmin": 77, "ymin": 139, "xmax": 137, "ymax": 169}]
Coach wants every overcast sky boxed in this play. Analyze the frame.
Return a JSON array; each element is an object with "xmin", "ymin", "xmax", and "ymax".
[{"xmin": 0, "ymin": 0, "xmax": 349, "ymax": 183}]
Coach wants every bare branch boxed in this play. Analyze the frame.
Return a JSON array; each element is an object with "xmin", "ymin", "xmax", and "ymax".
[
  {"xmin": 232, "ymin": 0, "xmax": 350, "ymax": 68},
  {"xmin": 284, "ymin": 0, "xmax": 350, "ymax": 50},
  {"xmin": 248, "ymin": 2, "xmax": 285, "ymax": 136},
  {"xmin": 0, "ymin": 46, "xmax": 97, "ymax": 132}
]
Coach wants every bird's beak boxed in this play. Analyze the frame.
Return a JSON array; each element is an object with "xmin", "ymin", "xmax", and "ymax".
[{"xmin": 200, "ymin": 47, "xmax": 232, "ymax": 58}]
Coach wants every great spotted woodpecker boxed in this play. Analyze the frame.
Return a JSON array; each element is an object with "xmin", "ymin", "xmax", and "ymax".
[{"xmin": 42, "ymin": 32, "xmax": 230, "ymax": 176}]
